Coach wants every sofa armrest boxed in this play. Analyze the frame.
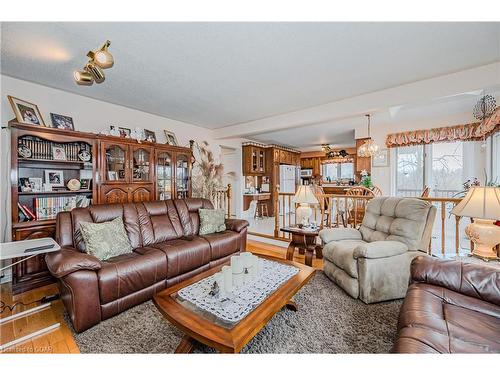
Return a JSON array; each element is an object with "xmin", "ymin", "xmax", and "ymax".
[
  {"xmin": 353, "ymin": 241, "xmax": 408, "ymax": 259},
  {"xmin": 225, "ymin": 219, "xmax": 249, "ymax": 233},
  {"xmin": 319, "ymin": 228, "xmax": 362, "ymax": 244},
  {"xmin": 410, "ymin": 256, "xmax": 500, "ymax": 306},
  {"xmin": 45, "ymin": 246, "xmax": 101, "ymax": 278}
]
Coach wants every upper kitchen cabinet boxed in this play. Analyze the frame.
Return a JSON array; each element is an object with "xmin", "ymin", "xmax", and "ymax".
[{"xmin": 243, "ymin": 145, "xmax": 266, "ymax": 174}]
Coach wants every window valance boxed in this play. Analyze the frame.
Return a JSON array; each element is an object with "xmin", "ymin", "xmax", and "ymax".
[{"xmin": 386, "ymin": 107, "xmax": 499, "ymax": 148}]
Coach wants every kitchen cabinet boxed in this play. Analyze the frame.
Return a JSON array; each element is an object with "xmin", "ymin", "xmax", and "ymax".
[{"xmin": 242, "ymin": 145, "xmax": 266, "ymax": 174}]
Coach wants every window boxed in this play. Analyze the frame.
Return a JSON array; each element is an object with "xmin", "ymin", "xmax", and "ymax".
[
  {"xmin": 395, "ymin": 145, "xmax": 424, "ymax": 197},
  {"xmin": 322, "ymin": 162, "xmax": 354, "ymax": 182},
  {"xmin": 395, "ymin": 140, "xmax": 486, "ymax": 197}
]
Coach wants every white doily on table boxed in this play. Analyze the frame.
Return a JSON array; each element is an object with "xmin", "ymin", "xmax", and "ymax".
[{"xmin": 177, "ymin": 259, "xmax": 299, "ymax": 323}]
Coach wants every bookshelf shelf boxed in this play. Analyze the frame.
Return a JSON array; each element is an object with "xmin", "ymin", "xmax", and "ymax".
[
  {"xmin": 18, "ymin": 190, "xmax": 92, "ymax": 196},
  {"xmin": 19, "ymin": 158, "xmax": 89, "ymax": 165}
]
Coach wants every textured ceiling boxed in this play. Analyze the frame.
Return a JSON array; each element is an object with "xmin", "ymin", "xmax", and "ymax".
[{"xmin": 1, "ymin": 22, "xmax": 499, "ymax": 129}]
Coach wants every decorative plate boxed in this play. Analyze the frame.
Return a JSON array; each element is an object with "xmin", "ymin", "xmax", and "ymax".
[
  {"xmin": 67, "ymin": 179, "xmax": 81, "ymax": 191},
  {"xmin": 78, "ymin": 149, "xmax": 91, "ymax": 162},
  {"xmin": 18, "ymin": 144, "xmax": 32, "ymax": 158}
]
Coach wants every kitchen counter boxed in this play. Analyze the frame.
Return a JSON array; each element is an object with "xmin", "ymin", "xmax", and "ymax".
[{"xmin": 243, "ymin": 193, "xmax": 271, "ymax": 196}]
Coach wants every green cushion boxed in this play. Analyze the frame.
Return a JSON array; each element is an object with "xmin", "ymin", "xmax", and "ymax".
[
  {"xmin": 80, "ymin": 217, "xmax": 133, "ymax": 261},
  {"xmin": 198, "ymin": 208, "xmax": 226, "ymax": 235}
]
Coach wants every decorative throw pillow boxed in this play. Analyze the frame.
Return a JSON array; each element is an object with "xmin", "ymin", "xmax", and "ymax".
[
  {"xmin": 198, "ymin": 209, "xmax": 226, "ymax": 235},
  {"xmin": 80, "ymin": 217, "xmax": 133, "ymax": 261}
]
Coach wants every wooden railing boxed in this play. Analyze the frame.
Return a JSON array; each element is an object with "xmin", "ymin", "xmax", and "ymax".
[
  {"xmin": 272, "ymin": 191, "xmax": 466, "ymax": 257},
  {"xmin": 214, "ymin": 184, "xmax": 232, "ymax": 218}
]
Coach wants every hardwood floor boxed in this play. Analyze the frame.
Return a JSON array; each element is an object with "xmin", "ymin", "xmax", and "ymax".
[
  {"xmin": 0, "ymin": 283, "xmax": 79, "ymax": 354},
  {"xmin": 0, "ymin": 239, "xmax": 322, "ymax": 354}
]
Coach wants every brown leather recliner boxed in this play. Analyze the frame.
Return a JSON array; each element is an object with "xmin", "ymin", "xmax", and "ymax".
[
  {"xmin": 45, "ymin": 198, "xmax": 249, "ymax": 333},
  {"xmin": 392, "ymin": 256, "xmax": 500, "ymax": 353}
]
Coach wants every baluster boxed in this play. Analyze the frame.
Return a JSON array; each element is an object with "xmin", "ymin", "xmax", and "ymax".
[
  {"xmin": 455, "ymin": 215, "xmax": 460, "ymax": 256},
  {"xmin": 227, "ymin": 184, "xmax": 232, "ymax": 218},
  {"xmin": 273, "ymin": 186, "xmax": 279, "ymax": 238},
  {"xmin": 336, "ymin": 197, "xmax": 340, "ymax": 228},
  {"xmin": 288, "ymin": 195, "xmax": 292, "ymax": 227},
  {"xmin": 441, "ymin": 201, "xmax": 446, "ymax": 256}
]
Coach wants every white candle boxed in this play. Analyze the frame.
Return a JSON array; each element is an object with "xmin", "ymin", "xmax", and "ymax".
[
  {"xmin": 231, "ymin": 255, "xmax": 244, "ymax": 287},
  {"xmin": 222, "ymin": 265, "xmax": 233, "ymax": 292}
]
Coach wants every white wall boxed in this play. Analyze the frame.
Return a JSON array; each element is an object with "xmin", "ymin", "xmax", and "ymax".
[{"xmin": 0, "ymin": 75, "xmax": 245, "ymax": 243}]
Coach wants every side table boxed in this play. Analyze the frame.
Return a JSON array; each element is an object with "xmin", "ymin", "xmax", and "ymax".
[{"xmin": 280, "ymin": 226, "xmax": 323, "ymax": 267}]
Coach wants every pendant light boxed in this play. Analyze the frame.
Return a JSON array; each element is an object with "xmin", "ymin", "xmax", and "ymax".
[{"xmin": 357, "ymin": 114, "xmax": 379, "ymax": 158}]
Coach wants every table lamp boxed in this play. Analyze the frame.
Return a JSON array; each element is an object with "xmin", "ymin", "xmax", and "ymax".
[
  {"xmin": 292, "ymin": 185, "xmax": 319, "ymax": 227},
  {"xmin": 451, "ymin": 186, "xmax": 500, "ymax": 260}
]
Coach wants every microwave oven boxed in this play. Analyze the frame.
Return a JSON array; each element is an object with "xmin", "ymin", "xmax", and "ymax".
[{"xmin": 300, "ymin": 169, "xmax": 313, "ymax": 177}]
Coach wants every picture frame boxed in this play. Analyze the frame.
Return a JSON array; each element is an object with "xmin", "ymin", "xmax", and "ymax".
[
  {"xmin": 29, "ymin": 177, "xmax": 43, "ymax": 192},
  {"xmin": 8, "ymin": 95, "xmax": 45, "ymax": 126},
  {"xmin": 372, "ymin": 148, "xmax": 389, "ymax": 167},
  {"xmin": 118, "ymin": 127, "xmax": 131, "ymax": 138},
  {"xmin": 79, "ymin": 178, "xmax": 92, "ymax": 190},
  {"xmin": 144, "ymin": 129, "xmax": 156, "ymax": 143},
  {"xmin": 50, "ymin": 113, "xmax": 74, "ymax": 130},
  {"xmin": 107, "ymin": 171, "xmax": 117, "ymax": 181},
  {"xmin": 45, "ymin": 170, "xmax": 64, "ymax": 186},
  {"xmin": 164, "ymin": 130, "xmax": 178, "ymax": 146},
  {"xmin": 52, "ymin": 146, "xmax": 67, "ymax": 161},
  {"xmin": 19, "ymin": 177, "xmax": 32, "ymax": 192}
]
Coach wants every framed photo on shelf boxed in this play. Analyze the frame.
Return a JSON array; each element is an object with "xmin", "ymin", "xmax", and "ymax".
[
  {"xmin": 52, "ymin": 146, "xmax": 67, "ymax": 161},
  {"xmin": 8, "ymin": 95, "xmax": 45, "ymax": 126},
  {"xmin": 28, "ymin": 177, "xmax": 43, "ymax": 192},
  {"xmin": 164, "ymin": 130, "xmax": 178, "ymax": 146},
  {"xmin": 45, "ymin": 170, "xmax": 64, "ymax": 186},
  {"xmin": 145, "ymin": 129, "xmax": 156, "ymax": 143},
  {"xmin": 118, "ymin": 127, "xmax": 131, "ymax": 138},
  {"xmin": 372, "ymin": 149, "xmax": 389, "ymax": 167},
  {"xmin": 107, "ymin": 171, "xmax": 117, "ymax": 180},
  {"xmin": 19, "ymin": 177, "xmax": 32, "ymax": 192},
  {"xmin": 50, "ymin": 113, "xmax": 75, "ymax": 130},
  {"xmin": 80, "ymin": 178, "xmax": 92, "ymax": 190}
]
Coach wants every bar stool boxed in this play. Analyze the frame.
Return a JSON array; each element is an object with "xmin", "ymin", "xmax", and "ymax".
[{"xmin": 257, "ymin": 202, "xmax": 269, "ymax": 218}]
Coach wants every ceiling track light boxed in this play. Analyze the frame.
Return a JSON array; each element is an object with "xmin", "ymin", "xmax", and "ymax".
[{"xmin": 74, "ymin": 40, "xmax": 114, "ymax": 86}]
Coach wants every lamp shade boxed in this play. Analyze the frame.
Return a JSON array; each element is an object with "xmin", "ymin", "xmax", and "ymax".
[
  {"xmin": 451, "ymin": 186, "xmax": 500, "ymax": 220},
  {"xmin": 292, "ymin": 185, "xmax": 318, "ymax": 205}
]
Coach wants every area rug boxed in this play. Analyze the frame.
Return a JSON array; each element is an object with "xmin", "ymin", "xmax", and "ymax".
[{"xmin": 67, "ymin": 272, "xmax": 402, "ymax": 353}]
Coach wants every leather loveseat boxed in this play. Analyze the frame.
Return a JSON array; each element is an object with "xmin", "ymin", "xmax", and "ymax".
[
  {"xmin": 45, "ymin": 198, "xmax": 249, "ymax": 333},
  {"xmin": 392, "ymin": 256, "xmax": 500, "ymax": 353}
]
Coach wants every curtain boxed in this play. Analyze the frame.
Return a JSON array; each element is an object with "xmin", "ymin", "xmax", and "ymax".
[{"xmin": 386, "ymin": 107, "xmax": 500, "ymax": 148}]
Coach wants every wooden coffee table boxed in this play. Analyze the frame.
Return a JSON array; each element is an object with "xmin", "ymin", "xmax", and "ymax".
[{"xmin": 153, "ymin": 256, "xmax": 315, "ymax": 353}]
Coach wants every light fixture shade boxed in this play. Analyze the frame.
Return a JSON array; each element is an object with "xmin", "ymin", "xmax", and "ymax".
[
  {"xmin": 92, "ymin": 40, "xmax": 114, "ymax": 69},
  {"xmin": 357, "ymin": 139, "xmax": 379, "ymax": 158},
  {"xmin": 85, "ymin": 62, "xmax": 105, "ymax": 83},
  {"xmin": 292, "ymin": 185, "xmax": 319, "ymax": 205},
  {"xmin": 74, "ymin": 69, "xmax": 93, "ymax": 85},
  {"xmin": 94, "ymin": 49, "xmax": 114, "ymax": 69},
  {"xmin": 451, "ymin": 186, "xmax": 500, "ymax": 220}
]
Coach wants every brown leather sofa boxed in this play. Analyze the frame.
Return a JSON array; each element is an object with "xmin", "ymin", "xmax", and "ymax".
[
  {"xmin": 392, "ymin": 256, "xmax": 500, "ymax": 353},
  {"xmin": 45, "ymin": 198, "xmax": 249, "ymax": 333}
]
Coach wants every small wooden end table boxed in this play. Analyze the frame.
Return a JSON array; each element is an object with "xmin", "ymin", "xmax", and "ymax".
[{"xmin": 280, "ymin": 226, "xmax": 323, "ymax": 267}]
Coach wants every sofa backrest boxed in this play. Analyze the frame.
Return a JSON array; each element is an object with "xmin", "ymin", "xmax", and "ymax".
[
  {"xmin": 56, "ymin": 198, "xmax": 214, "ymax": 252},
  {"xmin": 359, "ymin": 197, "xmax": 437, "ymax": 251}
]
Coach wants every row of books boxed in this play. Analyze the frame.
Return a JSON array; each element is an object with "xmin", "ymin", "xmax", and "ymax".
[{"xmin": 18, "ymin": 195, "xmax": 92, "ymax": 221}]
